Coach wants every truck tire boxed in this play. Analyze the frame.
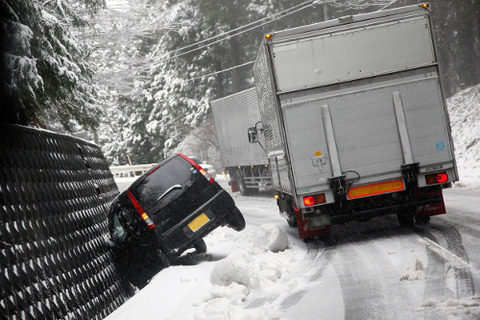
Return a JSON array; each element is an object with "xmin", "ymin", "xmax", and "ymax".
[
  {"xmin": 235, "ymin": 171, "xmax": 249, "ymax": 196},
  {"xmin": 225, "ymin": 207, "xmax": 246, "ymax": 231},
  {"xmin": 415, "ymin": 216, "xmax": 430, "ymax": 225},
  {"xmin": 287, "ymin": 218, "xmax": 297, "ymax": 228}
]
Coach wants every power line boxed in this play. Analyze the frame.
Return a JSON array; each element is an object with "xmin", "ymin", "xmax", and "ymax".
[
  {"xmin": 186, "ymin": 60, "xmax": 254, "ymax": 82},
  {"xmin": 167, "ymin": 0, "xmax": 316, "ymax": 57},
  {"xmin": 182, "ymin": 1, "xmax": 326, "ymax": 82},
  {"xmin": 185, "ymin": 0, "xmax": 397, "ymax": 82},
  {"xmin": 164, "ymin": 0, "xmax": 319, "ymax": 62}
]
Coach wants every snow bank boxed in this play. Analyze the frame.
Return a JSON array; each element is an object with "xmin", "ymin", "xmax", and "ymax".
[
  {"xmin": 210, "ymin": 225, "xmax": 288, "ymax": 289},
  {"xmin": 193, "ymin": 224, "xmax": 300, "ymax": 320},
  {"xmin": 447, "ymin": 84, "xmax": 480, "ymax": 190},
  {"xmin": 420, "ymin": 295, "xmax": 480, "ymax": 318}
]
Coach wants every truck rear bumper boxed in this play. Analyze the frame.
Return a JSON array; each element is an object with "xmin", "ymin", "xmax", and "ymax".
[{"xmin": 330, "ymin": 190, "xmax": 445, "ymax": 224}]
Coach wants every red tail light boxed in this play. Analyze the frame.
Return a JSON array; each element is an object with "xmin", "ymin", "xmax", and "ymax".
[
  {"xmin": 126, "ymin": 190, "xmax": 156, "ymax": 229},
  {"xmin": 304, "ymin": 196, "xmax": 315, "ymax": 206},
  {"xmin": 425, "ymin": 172, "xmax": 448, "ymax": 185},
  {"xmin": 303, "ymin": 193, "xmax": 326, "ymax": 206},
  {"xmin": 178, "ymin": 153, "xmax": 214, "ymax": 183},
  {"xmin": 436, "ymin": 173, "xmax": 448, "ymax": 183}
]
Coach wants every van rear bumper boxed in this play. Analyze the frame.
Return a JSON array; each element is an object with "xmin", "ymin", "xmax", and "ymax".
[{"xmin": 159, "ymin": 189, "xmax": 234, "ymax": 255}]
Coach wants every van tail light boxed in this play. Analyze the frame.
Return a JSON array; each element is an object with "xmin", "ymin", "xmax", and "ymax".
[
  {"xmin": 303, "ymin": 193, "xmax": 326, "ymax": 206},
  {"xmin": 425, "ymin": 172, "xmax": 448, "ymax": 185},
  {"xmin": 178, "ymin": 153, "xmax": 214, "ymax": 183},
  {"xmin": 126, "ymin": 190, "xmax": 156, "ymax": 229}
]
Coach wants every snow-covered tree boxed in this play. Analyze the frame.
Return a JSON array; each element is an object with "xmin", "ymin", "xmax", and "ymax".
[
  {"xmin": 0, "ymin": 0, "xmax": 104, "ymax": 131},
  {"xmin": 80, "ymin": 0, "xmax": 479, "ymax": 165}
]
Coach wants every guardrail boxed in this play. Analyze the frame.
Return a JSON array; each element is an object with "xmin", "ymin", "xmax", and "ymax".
[{"xmin": 110, "ymin": 163, "xmax": 156, "ymax": 177}]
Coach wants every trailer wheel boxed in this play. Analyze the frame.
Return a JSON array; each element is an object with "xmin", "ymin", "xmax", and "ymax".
[{"xmin": 235, "ymin": 171, "xmax": 249, "ymax": 196}]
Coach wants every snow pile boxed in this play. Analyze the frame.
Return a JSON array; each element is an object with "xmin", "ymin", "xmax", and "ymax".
[
  {"xmin": 194, "ymin": 225, "xmax": 298, "ymax": 320},
  {"xmin": 421, "ymin": 296, "xmax": 480, "ymax": 318},
  {"xmin": 400, "ymin": 259, "xmax": 425, "ymax": 281},
  {"xmin": 447, "ymin": 84, "xmax": 480, "ymax": 190}
]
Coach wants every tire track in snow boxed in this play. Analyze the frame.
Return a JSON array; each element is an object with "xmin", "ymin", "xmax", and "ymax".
[
  {"xmin": 279, "ymin": 239, "xmax": 337, "ymax": 310},
  {"xmin": 333, "ymin": 238, "xmax": 419, "ymax": 320},
  {"xmin": 416, "ymin": 222, "xmax": 475, "ymax": 301},
  {"xmin": 246, "ymin": 239, "xmax": 336, "ymax": 310}
]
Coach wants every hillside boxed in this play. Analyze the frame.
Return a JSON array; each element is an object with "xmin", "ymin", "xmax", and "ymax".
[{"xmin": 447, "ymin": 84, "xmax": 480, "ymax": 189}]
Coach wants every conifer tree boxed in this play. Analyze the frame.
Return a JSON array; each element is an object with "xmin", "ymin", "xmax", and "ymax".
[{"xmin": 0, "ymin": 0, "xmax": 104, "ymax": 131}]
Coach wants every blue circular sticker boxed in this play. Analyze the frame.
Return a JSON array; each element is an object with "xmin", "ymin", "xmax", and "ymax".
[{"xmin": 436, "ymin": 142, "xmax": 445, "ymax": 151}]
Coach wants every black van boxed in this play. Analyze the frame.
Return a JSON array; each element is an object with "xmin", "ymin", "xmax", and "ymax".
[{"xmin": 108, "ymin": 154, "xmax": 245, "ymax": 288}]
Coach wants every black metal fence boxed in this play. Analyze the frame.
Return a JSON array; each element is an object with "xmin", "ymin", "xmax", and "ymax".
[{"xmin": 0, "ymin": 124, "xmax": 127, "ymax": 319}]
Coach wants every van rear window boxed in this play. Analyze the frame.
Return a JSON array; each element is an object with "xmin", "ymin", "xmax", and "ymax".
[{"xmin": 130, "ymin": 156, "xmax": 193, "ymax": 207}]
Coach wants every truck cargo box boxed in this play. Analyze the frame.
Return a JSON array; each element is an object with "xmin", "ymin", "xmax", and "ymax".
[
  {"xmin": 212, "ymin": 88, "xmax": 272, "ymax": 195},
  {"xmin": 252, "ymin": 4, "xmax": 458, "ymax": 238}
]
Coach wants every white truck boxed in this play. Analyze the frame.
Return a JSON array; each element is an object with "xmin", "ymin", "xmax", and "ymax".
[
  {"xmin": 249, "ymin": 3, "xmax": 458, "ymax": 239},
  {"xmin": 211, "ymin": 88, "xmax": 272, "ymax": 195}
]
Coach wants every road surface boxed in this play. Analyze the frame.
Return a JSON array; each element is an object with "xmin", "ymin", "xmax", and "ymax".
[{"xmin": 111, "ymin": 178, "xmax": 480, "ymax": 319}]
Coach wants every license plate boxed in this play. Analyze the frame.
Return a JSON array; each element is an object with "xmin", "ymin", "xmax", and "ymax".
[
  {"xmin": 347, "ymin": 179, "xmax": 404, "ymax": 199},
  {"xmin": 188, "ymin": 213, "xmax": 210, "ymax": 232}
]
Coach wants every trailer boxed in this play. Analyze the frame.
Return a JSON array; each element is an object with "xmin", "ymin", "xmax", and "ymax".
[
  {"xmin": 211, "ymin": 88, "xmax": 272, "ymax": 195},
  {"xmin": 249, "ymin": 3, "xmax": 458, "ymax": 238}
]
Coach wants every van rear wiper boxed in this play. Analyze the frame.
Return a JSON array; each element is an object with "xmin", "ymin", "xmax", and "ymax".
[{"xmin": 157, "ymin": 184, "xmax": 182, "ymax": 202}]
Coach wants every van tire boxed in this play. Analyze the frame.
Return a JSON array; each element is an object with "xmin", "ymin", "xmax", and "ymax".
[
  {"xmin": 193, "ymin": 239, "xmax": 207, "ymax": 254},
  {"xmin": 226, "ymin": 207, "xmax": 246, "ymax": 231}
]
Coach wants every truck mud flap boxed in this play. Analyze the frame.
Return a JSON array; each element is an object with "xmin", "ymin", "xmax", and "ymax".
[
  {"xmin": 295, "ymin": 208, "xmax": 330, "ymax": 239},
  {"xmin": 414, "ymin": 189, "xmax": 446, "ymax": 217},
  {"xmin": 229, "ymin": 180, "xmax": 238, "ymax": 193}
]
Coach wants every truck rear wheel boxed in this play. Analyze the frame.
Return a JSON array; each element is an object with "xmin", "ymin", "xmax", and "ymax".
[
  {"xmin": 235, "ymin": 171, "xmax": 249, "ymax": 196},
  {"xmin": 287, "ymin": 218, "xmax": 297, "ymax": 228},
  {"xmin": 415, "ymin": 216, "xmax": 430, "ymax": 225}
]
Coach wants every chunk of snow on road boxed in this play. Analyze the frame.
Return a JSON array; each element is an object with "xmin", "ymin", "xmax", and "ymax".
[
  {"xmin": 400, "ymin": 259, "xmax": 425, "ymax": 281},
  {"xmin": 260, "ymin": 224, "xmax": 289, "ymax": 253},
  {"xmin": 210, "ymin": 250, "xmax": 259, "ymax": 289}
]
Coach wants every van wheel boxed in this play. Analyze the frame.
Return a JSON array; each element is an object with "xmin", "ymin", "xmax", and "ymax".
[
  {"xmin": 156, "ymin": 249, "xmax": 170, "ymax": 268},
  {"xmin": 226, "ymin": 207, "xmax": 246, "ymax": 231},
  {"xmin": 131, "ymin": 276, "xmax": 149, "ymax": 290},
  {"xmin": 193, "ymin": 239, "xmax": 207, "ymax": 254}
]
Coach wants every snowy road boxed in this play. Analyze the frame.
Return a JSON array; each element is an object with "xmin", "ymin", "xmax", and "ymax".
[
  {"xmin": 108, "ymin": 178, "xmax": 480, "ymax": 319},
  {"xmin": 283, "ymin": 188, "xmax": 480, "ymax": 320}
]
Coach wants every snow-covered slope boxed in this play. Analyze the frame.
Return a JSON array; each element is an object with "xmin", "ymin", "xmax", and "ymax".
[{"xmin": 447, "ymin": 84, "xmax": 480, "ymax": 189}]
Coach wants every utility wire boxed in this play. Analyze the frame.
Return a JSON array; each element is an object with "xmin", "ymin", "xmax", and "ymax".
[
  {"xmin": 378, "ymin": 0, "xmax": 401, "ymax": 11},
  {"xmin": 164, "ymin": 0, "xmax": 319, "ymax": 62},
  {"xmin": 185, "ymin": 0, "xmax": 397, "ymax": 82},
  {"xmin": 186, "ymin": 60, "xmax": 255, "ymax": 82},
  {"xmin": 167, "ymin": 0, "xmax": 317, "ymax": 57}
]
